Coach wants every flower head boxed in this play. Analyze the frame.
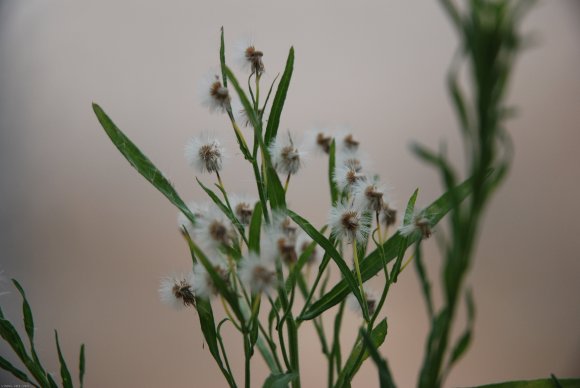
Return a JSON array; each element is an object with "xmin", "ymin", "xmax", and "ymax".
[
  {"xmin": 158, "ymin": 272, "xmax": 196, "ymax": 310},
  {"xmin": 379, "ymin": 203, "xmax": 397, "ymax": 228},
  {"xmin": 192, "ymin": 262, "xmax": 229, "ymax": 300},
  {"xmin": 194, "ymin": 206, "xmax": 237, "ymax": 249},
  {"xmin": 185, "ymin": 134, "xmax": 225, "ymax": 174},
  {"xmin": 329, "ymin": 202, "xmax": 371, "ymax": 244},
  {"xmin": 304, "ymin": 129, "xmax": 333, "ymax": 155},
  {"xmin": 231, "ymin": 195, "xmax": 256, "ymax": 226},
  {"xmin": 269, "ymin": 133, "xmax": 304, "ymax": 176},
  {"xmin": 199, "ymin": 71, "xmax": 231, "ymax": 114},
  {"xmin": 347, "ymin": 285, "xmax": 378, "ymax": 316},
  {"xmin": 235, "ymin": 37, "xmax": 265, "ymax": 75},
  {"xmin": 177, "ymin": 201, "xmax": 209, "ymax": 236},
  {"xmin": 238, "ymin": 253, "xmax": 277, "ymax": 295},
  {"xmin": 398, "ymin": 208, "xmax": 432, "ymax": 239},
  {"xmin": 333, "ymin": 164, "xmax": 366, "ymax": 193},
  {"xmin": 335, "ymin": 129, "xmax": 360, "ymax": 153},
  {"xmin": 353, "ymin": 179, "xmax": 387, "ymax": 213},
  {"xmin": 296, "ymin": 232, "xmax": 320, "ymax": 267}
]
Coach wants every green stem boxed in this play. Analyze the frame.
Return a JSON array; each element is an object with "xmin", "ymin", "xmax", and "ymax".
[{"xmin": 352, "ymin": 239, "xmax": 369, "ymax": 321}]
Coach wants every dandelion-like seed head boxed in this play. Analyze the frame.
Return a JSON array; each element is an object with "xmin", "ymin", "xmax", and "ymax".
[
  {"xmin": 192, "ymin": 262, "xmax": 229, "ymax": 300},
  {"xmin": 380, "ymin": 203, "xmax": 397, "ymax": 228},
  {"xmin": 238, "ymin": 253, "xmax": 277, "ymax": 295},
  {"xmin": 159, "ymin": 273, "xmax": 196, "ymax": 310},
  {"xmin": 200, "ymin": 72, "xmax": 231, "ymax": 114},
  {"xmin": 276, "ymin": 235, "xmax": 298, "ymax": 265},
  {"xmin": 235, "ymin": 203, "xmax": 253, "ymax": 225},
  {"xmin": 329, "ymin": 202, "xmax": 370, "ymax": 244},
  {"xmin": 347, "ymin": 285, "xmax": 378, "ymax": 316},
  {"xmin": 269, "ymin": 133, "xmax": 304, "ymax": 176},
  {"xmin": 185, "ymin": 134, "xmax": 225, "ymax": 174},
  {"xmin": 245, "ymin": 46, "xmax": 265, "ymax": 75},
  {"xmin": 353, "ymin": 180, "xmax": 385, "ymax": 213},
  {"xmin": 195, "ymin": 207, "xmax": 237, "ymax": 248},
  {"xmin": 296, "ymin": 232, "xmax": 320, "ymax": 267},
  {"xmin": 342, "ymin": 133, "xmax": 360, "ymax": 151},
  {"xmin": 333, "ymin": 164, "xmax": 366, "ymax": 193},
  {"xmin": 399, "ymin": 208, "xmax": 432, "ymax": 239},
  {"xmin": 271, "ymin": 211, "xmax": 297, "ymax": 238},
  {"xmin": 317, "ymin": 132, "xmax": 332, "ymax": 154}
]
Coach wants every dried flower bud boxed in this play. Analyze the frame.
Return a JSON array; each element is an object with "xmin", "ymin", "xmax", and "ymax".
[
  {"xmin": 185, "ymin": 134, "xmax": 225, "ymax": 174},
  {"xmin": 159, "ymin": 273, "xmax": 196, "ymax": 310}
]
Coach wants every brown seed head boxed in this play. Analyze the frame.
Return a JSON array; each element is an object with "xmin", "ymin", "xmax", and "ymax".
[
  {"xmin": 344, "ymin": 134, "xmax": 360, "ymax": 150},
  {"xmin": 245, "ymin": 46, "xmax": 265, "ymax": 75},
  {"xmin": 316, "ymin": 133, "xmax": 332, "ymax": 154},
  {"xmin": 173, "ymin": 281, "xmax": 196, "ymax": 308},
  {"xmin": 341, "ymin": 211, "xmax": 359, "ymax": 232},
  {"xmin": 235, "ymin": 202, "xmax": 253, "ymax": 225}
]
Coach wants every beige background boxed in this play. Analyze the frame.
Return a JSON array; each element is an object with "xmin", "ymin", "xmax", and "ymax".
[{"xmin": 1, "ymin": 0, "xmax": 579, "ymax": 387}]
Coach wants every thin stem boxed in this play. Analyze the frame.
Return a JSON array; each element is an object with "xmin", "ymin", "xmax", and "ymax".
[
  {"xmin": 243, "ymin": 335, "xmax": 251, "ymax": 388},
  {"xmin": 352, "ymin": 239, "xmax": 369, "ymax": 321},
  {"xmin": 220, "ymin": 295, "xmax": 243, "ymax": 332},
  {"xmin": 284, "ymin": 172, "xmax": 291, "ymax": 192}
]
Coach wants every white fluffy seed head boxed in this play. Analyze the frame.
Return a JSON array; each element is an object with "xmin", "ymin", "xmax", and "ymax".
[
  {"xmin": 347, "ymin": 285, "xmax": 378, "ymax": 316},
  {"xmin": 333, "ymin": 164, "xmax": 367, "ymax": 193},
  {"xmin": 230, "ymin": 194, "xmax": 256, "ymax": 226},
  {"xmin": 296, "ymin": 231, "xmax": 320, "ymax": 267},
  {"xmin": 158, "ymin": 272, "xmax": 196, "ymax": 310},
  {"xmin": 328, "ymin": 202, "xmax": 371, "ymax": 244},
  {"xmin": 303, "ymin": 129, "xmax": 333, "ymax": 155},
  {"xmin": 380, "ymin": 203, "xmax": 398, "ymax": 228},
  {"xmin": 185, "ymin": 134, "xmax": 225, "ymax": 174},
  {"xmin": 177, "ymin": 201, "xmax": 210, "ymax": 236},
  {"xmin": 398, "ymin": 208, "xmax": 432, "ymax": 239},
  {"xmin": 352, "ymin": 179, "xmax": 387, "ymax": 213},
  {"xmin": 269, "ymin": 133, "xmax": 304, "ymax": 176},
  {"xmin": 238, "ymin": 253, "xmax": 277, "ymax": 295},
  {"xmin": 199, "ymin": 71, "xmax": 231, "ymax": 114},
  {"xmin": 194, "ymin": 206, "xmax": 237, "ymax": 249},
  {"xmin": 191, "ymin": 262, "xmax": 228, "ymax": 300},
  {"xmin": 234, "ymin": 36, "xmax": 265, "ymax": 75}
]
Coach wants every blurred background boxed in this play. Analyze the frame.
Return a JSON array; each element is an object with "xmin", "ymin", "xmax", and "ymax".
[{"xmin": 1, "ymin": 0, "xmax": 579, "ymax": 386}]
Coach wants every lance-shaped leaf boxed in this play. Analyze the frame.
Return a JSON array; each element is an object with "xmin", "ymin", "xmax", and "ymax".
[
  {"xmin": 334, "ymin": 319, "xmax": 388, "ymax": 388},
  {"xmin": 189, "ymin": 240, "xmax": 244, "ymax": 323},
  {"xmin": 249, "ymin": 202, "xmax": 263, "ymax": 253},
  {"xmin": 287, "ymin": 210, "xmax": 367, "ymax": 320},
  {"xmin": 12, "ymin": 279, "xmax": 46, "ymax": 377},
  {"xmin": 263, "ymin": 372, "xmax": 298, "ymax": 388},
  {"xmin": 267, "ymin": 166, "xmax": 287, "ymax": 210},
  {"xmin": 264, "ymin": 47, "xmax": 294, "ymax": 146},
  {"xmin": 220, "ymin": 27, "xmax": 228, "ymax": 87},
  {"xmin": 196, "ymin": 298, "xmax": 237, "ymax": 387},
  {"xmin": 390, "ymin": 189, "xmax": 418, "ymax": 283},
  {"xmin": 55, "ymin": 330, "xmax": 73, "ymax": 388},
  {"xmin": 93, "ymin": 103, "xmax": 195, "ymax": 224},
  {"xmin": 79, "ymin": 344, "xmax": 86, "ymax": 388},
  {"xmin": 470, "ymin": 378, "xmax": 580, "ymax": 388},
  {"xmin": 328, "ymin": 140, "xmax": 339, "ymax": 205},
  {"xmin": 360, "ymin": 329, "xmax": 396, "ymax": 388},
  {"xmin": 0, "ymin": 356, "xmax": 33, "ymax": 385},
  {"xmin": 298, "ymin": 175, "xmax": 475, "ymax": 321}
]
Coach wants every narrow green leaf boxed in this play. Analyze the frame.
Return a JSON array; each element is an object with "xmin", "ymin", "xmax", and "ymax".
[
  {"xmin": 224, "ymin": 67, "xmax": 261, "ymax": 135},
  {"xmin": 11, "ymin": 279, "xmax": 46, "ymax": 377},
  {"xmin": 189, "ymin": 239, "xmax": 243, "ymax": 323},
  {"xmin": 287, "ymin": 210, "xmax": 367, "ymax": 320},
  {"xmin": 471, "ymin": 378, "xmax": 580, "ymax": 388},
  {"xmin": 447, "ymin": 290, "xmax": 475, "ymax": 368},
  {"xmin": 264, "ymin": 47, "xmax": 294, "ymax": 146},
  {"xmin": 54, "ymin": 330, "xmax": 73, "ymax": 388},
  {"xmin": 92, "ymin": 103, "xmax": 196, "ymax": 224},
  {"xmin": 335, "ymin": 319, "xmax": 388, "ymax": 387},
  {"xmin": 328, "ymin": 140, "xmax": 339, "ymax": 205},
  {"xmin": 220, "ymin": 27, "xmax": 227, "ymax": 88},
  {"xmin": 414, "ymin": 242, "xmax": 434, "ymax": 318},
  {"xmin": 0, "ymin": 316, "xmax": 48, "ymax": 386},
  {"xmin": 390, "ymin": 189, "xmax": 418, "ymax": 283},
  {"xmin": 267, "ymin": 166, "xmax": 287, "ymax": 210},
  {"xmin": 360, "ymin": 329, "xmax": 396, "ymax": 388},
  {"xmin": 263, "ymin": 372, "xmax": 298, "ymax": 388},
  {"xmin": 0, "ymin": 355, "xmax": 32, "ymax": 384},
  {"xmin": 299, "ymin": 176, "xmax": 475, "ymax": 321},
  {"xmin": 196, "ymin": 298, "xmax": 237, "ymax": 387},
  {"xmin": 79, "ymin": 344, "xmax": 85, "ymax": 388},
  {"xmin": 249, "ymin": 202, "xmax": 263, "ymax": 253}
]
